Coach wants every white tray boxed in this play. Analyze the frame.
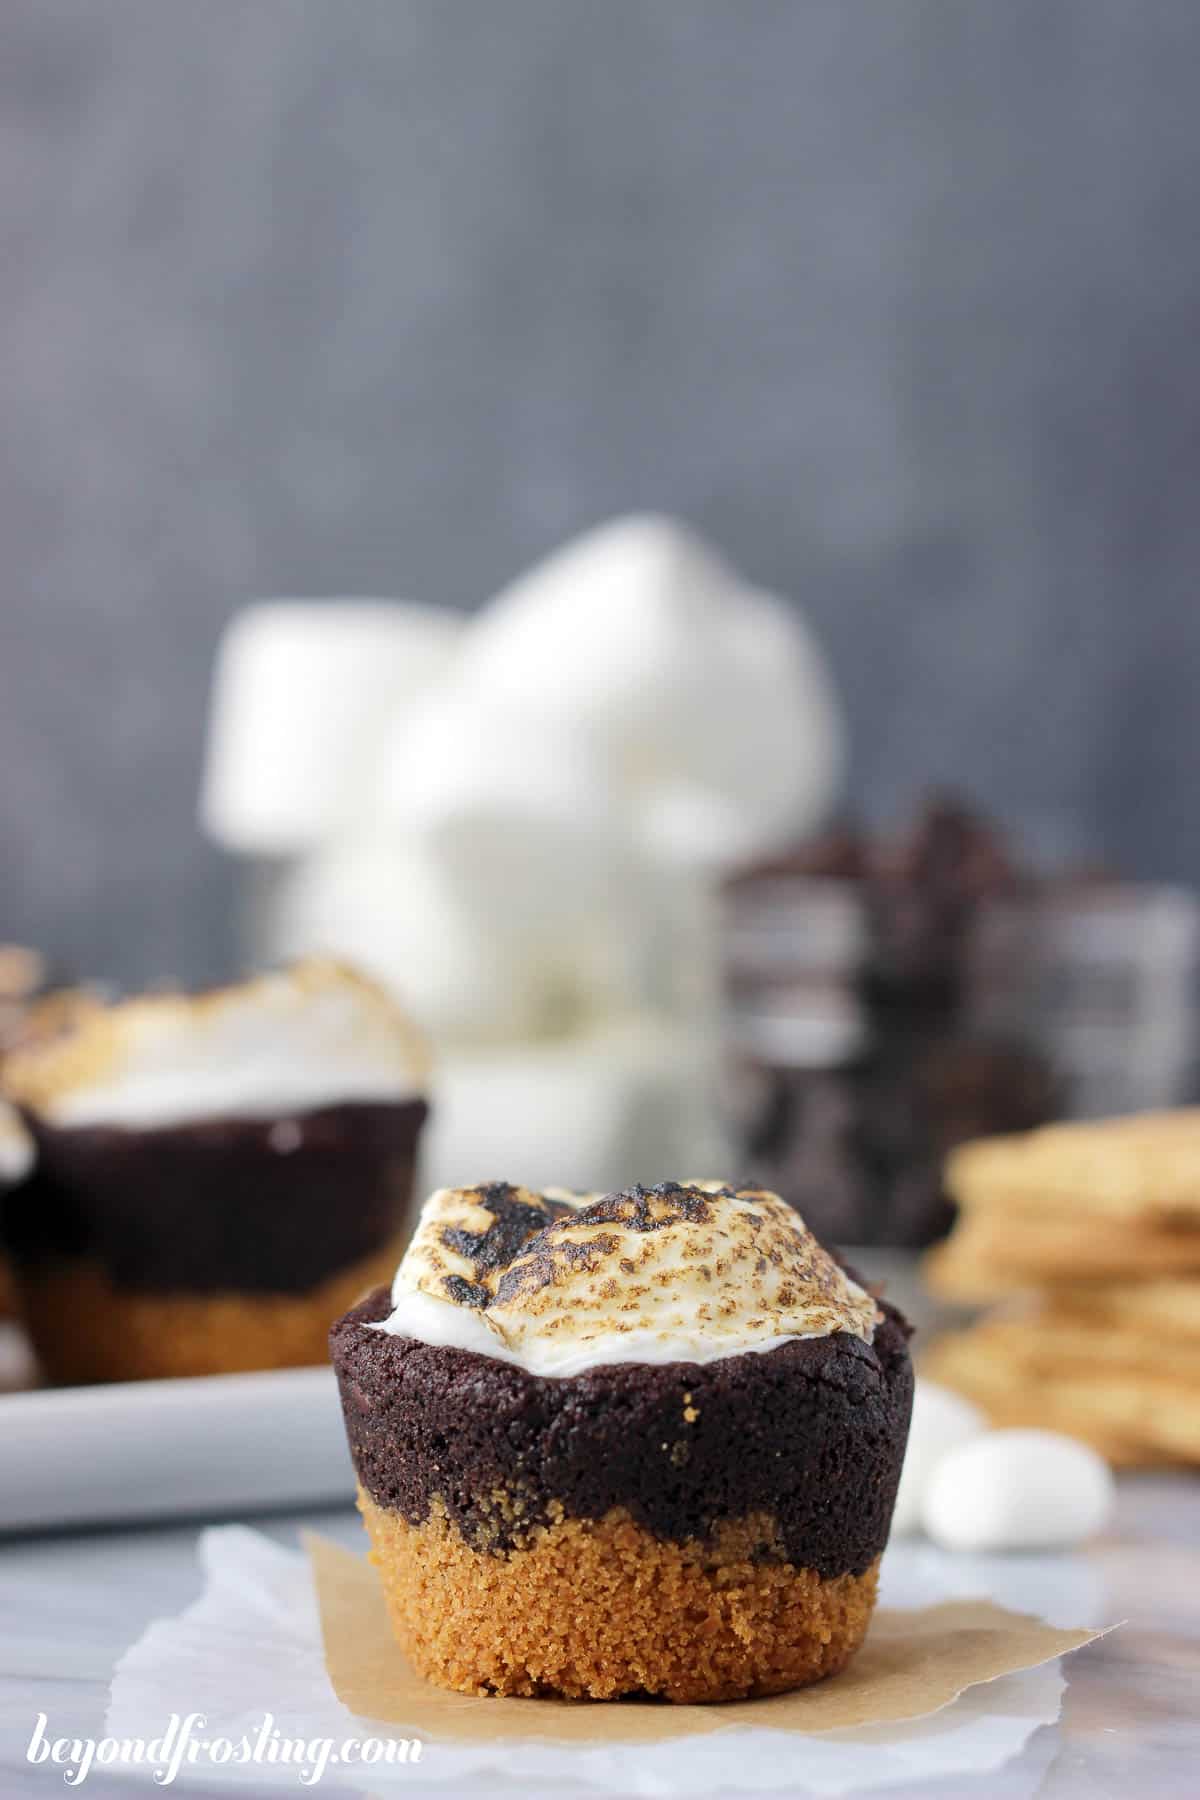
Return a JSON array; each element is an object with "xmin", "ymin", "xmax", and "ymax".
[{"xmin": 0, "ymin": 1327, "xmax": 353, "ymax": 1533}]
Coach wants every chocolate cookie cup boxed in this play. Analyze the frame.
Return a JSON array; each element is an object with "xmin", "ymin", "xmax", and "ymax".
[
  {"xmin": 2, "ymin": 961, "xmax": 429, "ymax": 1383},
  {"xmin": 331, "ymin": 1180, "xmax": 913, "ymax": 1702}
]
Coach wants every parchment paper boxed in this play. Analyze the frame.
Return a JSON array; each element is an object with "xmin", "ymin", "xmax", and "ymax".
[{"xmin": 307, "ymin": 1531, "xmax": 1108, "ymax": 1745}]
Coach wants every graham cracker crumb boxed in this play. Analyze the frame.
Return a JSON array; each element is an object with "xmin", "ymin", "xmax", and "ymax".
[
  {"xmin": 13, "ymin": 1238, "xmax": 407, "ymax": 1384},
  {"xmin": 358, "ymin": 1487, "xmax": 879, "ymax": 1702}
]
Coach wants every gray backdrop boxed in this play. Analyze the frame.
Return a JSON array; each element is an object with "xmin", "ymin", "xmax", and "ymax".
[{"xmin": 3, "ymin": 1, "xmax": 1199, "ymax": 986}]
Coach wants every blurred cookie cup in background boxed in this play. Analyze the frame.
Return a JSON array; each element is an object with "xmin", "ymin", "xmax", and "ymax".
[
  {"xmin": 0, "ymin": 1099, "xmax": 35, "ymax": 1320},
  {"xmin": 1, "ymin": 960, "xmax": 428, "ymax": 1384},
  {"xmin": 0, "ymin": 944, "xmax": 51, "ymax": 1320}
]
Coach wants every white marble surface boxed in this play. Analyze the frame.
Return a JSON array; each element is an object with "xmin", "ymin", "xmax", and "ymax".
[{"xmin": 0, "ymin": 1477, "xmax": 1195, "ymax": 1799}]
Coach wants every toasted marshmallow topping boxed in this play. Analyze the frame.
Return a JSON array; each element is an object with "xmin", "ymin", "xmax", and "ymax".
[
  {"xmin": 0, "ymin": 1099, "xmax": 34, "ymax": 1184},
  {"xmin": 374, "ymin": 1180, "xmax": 879, "ymax": 1376},
  {"xmin": 1, "ymin": 960, "xmax": 429, "ymax": 1130}
]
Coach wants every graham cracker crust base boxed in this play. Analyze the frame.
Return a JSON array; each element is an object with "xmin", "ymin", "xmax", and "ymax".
[
  {"xmin": 358, "ymin": 1486, "xmax": 879, "ymax": 1702},
  {"xmin": 14, "ymin": 1240, "xmax": 406, "ymax": 1384}
]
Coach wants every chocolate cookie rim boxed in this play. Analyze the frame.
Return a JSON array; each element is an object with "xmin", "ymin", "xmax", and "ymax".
[
  {"xmin": 3, "ymin": 1100, "xmax": 428, "ymax": 1294},
  {"xmin": 332, "ymin": 1284, "xmax": 914, "ymax": 1579}
]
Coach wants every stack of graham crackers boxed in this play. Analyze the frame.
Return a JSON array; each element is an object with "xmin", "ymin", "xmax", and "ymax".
[{"xmin": 924, "ymin": 1110, "xmax": 1200, "ymax": 1466}]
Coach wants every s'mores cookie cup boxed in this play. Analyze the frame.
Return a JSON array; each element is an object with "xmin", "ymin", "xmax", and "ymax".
[
  {"xmin": 2, "ymin": 961, "xmax": 428, "ymax": 1384},
  {"xmin": 330, "ymin": 1181, "xmax": 912, "ymax": 1702}
]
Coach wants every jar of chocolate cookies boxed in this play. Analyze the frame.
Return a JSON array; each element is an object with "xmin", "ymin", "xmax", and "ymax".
[{"xmin": 723, "ymin": 800, "xmax": 1063, "ymax": 1248}]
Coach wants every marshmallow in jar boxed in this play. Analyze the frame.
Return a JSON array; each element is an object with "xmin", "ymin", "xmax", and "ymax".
[
  {"xmin": 270, "ymin": 834, "xmax": 650, "ymax": 1048},
  {"xmin": 199, "ymin": 526, "xmax": 847, "ymax": 1172},
  {"xmin": 421, "ymin": 1014, "xmax": 732, "ymax": 1196},
  {"xmin": 363, "ymin": 518, "xmax": 846, "ymax": 1060},
  {"xmin": 452, "ymin": 515, "xmax": 844, "ymax": 868},
  {"xmin": 374, "ymin": 687, "xmax": 637, "ymax": 943},
  {"xmin": 202, "ymin": 600, "xmax": 464, "ymax": 854}
]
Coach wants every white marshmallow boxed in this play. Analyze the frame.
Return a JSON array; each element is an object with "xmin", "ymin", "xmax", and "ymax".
[
  {"xmin": 420, "ymin": 1014, "xmax": 731, "ymax": 1195},
  {"xmin": 268, "ymin": 837, "xmax": 550, "ymax": 1046},
  {"xmin": 463, "ymin": 514, "xmax": 740, "ymax": 720},
  {"xmin": 201, "ymin": 600, "xmax": 464, "ymax": 853},
  {"xmin": 632, "ymin": 585, "xmax": 844, "ymax": 865},
  {"xmin": 375, "ymin": 687, "xmax": 633, "ymax": 937},
  {"xmin": 921, "ymin": 1430, "xmax": 1115, "ymax": 1553},
  {"xmin": 376, "ymin": 1181, "xmax": 879, "ymax": 1377},
  {"xmin": 3, "ymin": 962, "xmax": 427, "ymax": 1131},
  {"xmin": 455, "ymin": 516, "xmax": 844, "ymax": 865},
  {"xmin": 270, "ymin": 834, "xmax": 648, "ymax": 1048},
  {"xmin": 891, "ymin": 1380, "xmax": 987, "ymax": 1535}
]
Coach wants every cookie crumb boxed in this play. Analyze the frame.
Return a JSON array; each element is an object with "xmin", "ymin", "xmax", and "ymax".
[{"xmin": 359, "ymin": 1487, "xmax": 879, "ymax": 1702}]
